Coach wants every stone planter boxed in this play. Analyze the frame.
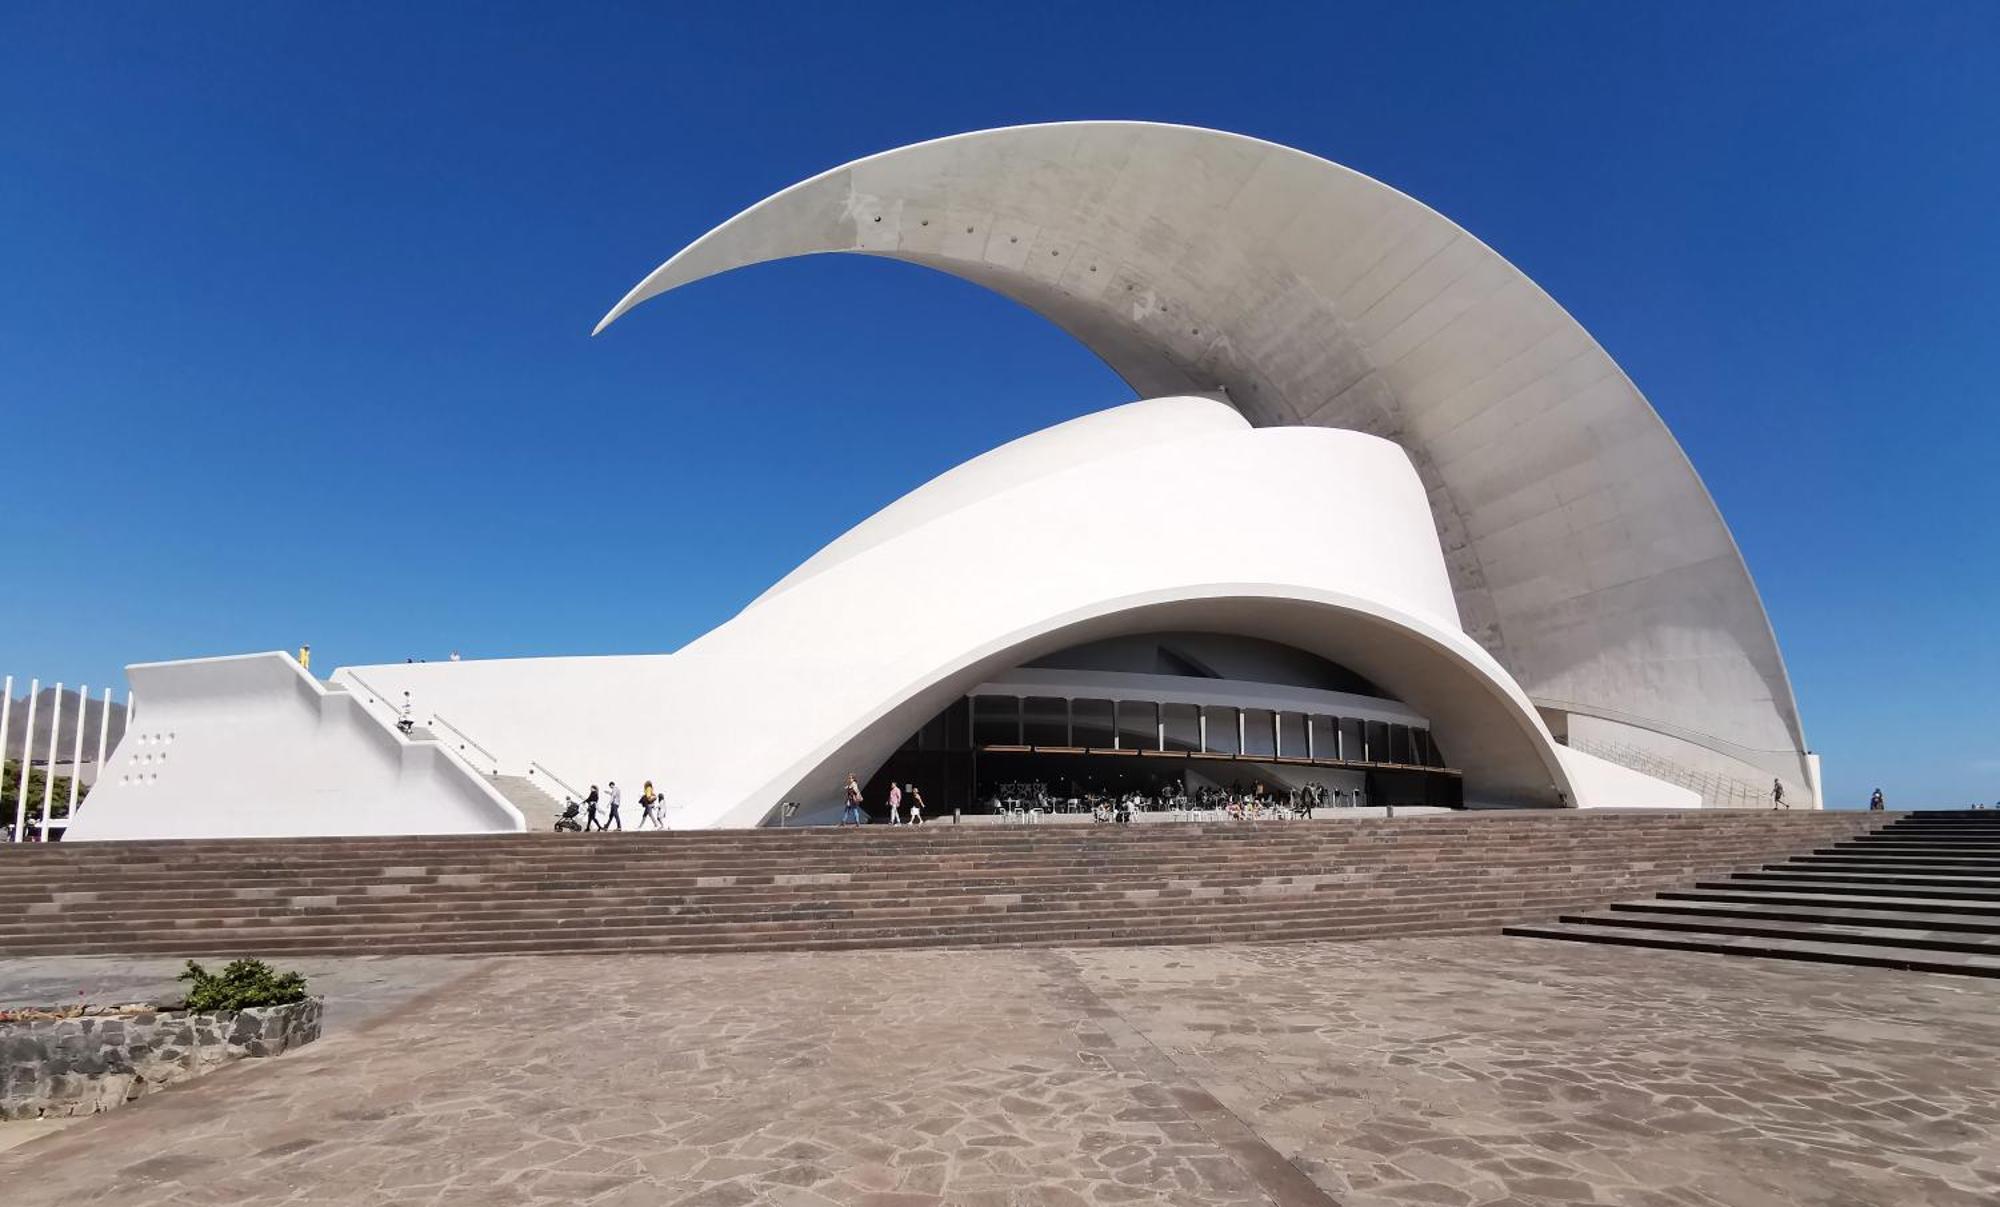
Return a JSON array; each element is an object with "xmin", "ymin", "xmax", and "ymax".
[{"xmin": 0, "ymin": 998, "xmax": 322, "ymax": 1120}]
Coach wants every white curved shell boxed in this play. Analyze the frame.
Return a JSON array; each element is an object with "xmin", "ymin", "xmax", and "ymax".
[
  {"xmin": 355, "ymin": 397, "xmax": 1594, "ymax": 824},
  {"xmin": 599, "ymin": 121, "xmax": 1808, "ymax": 790}
]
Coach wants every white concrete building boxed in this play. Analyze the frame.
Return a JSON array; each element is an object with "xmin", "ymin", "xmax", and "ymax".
[{"xmin": 68, "ymin": 122, "xmax": 1812, "ymax": 839}]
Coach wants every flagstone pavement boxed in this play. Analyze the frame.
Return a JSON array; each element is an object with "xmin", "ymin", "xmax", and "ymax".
[{"xmin": 2, "ymin": 937, "xmax": 1994, "ymax": 1206}]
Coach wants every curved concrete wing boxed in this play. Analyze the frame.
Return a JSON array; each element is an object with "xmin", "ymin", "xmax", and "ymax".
[{"xmin": 597, "ymin": 121, "xmax": 1808, "ymax": 795}]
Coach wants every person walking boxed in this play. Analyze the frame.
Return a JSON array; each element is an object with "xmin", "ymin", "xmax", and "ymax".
[
  {"xmin": 582, "ymin": 785, "xmax": 602, "ymax": 831},
  {"xmin": 396, "ymin": 691, "xmax": 415, "ymax": 735},
  {"xmin": 841, "ymin": 773, "xmax": 864, "ymax": 825},
  {"xmin": 1771, "ymin": 778, "xmax": 1787, "ymax": 810},
  {"xmin": 604, "ymin": 781, "xmax": 623, "ymax": 831},
  {"xmin": 298, "ymin": 644, "xmax": 311, "ymax": 671},
  {"xmin": 885, "ymin": 781, "xmax": 903, "ymax": 825},
  {"xmin": 639, "ymin": 781, "xmax": 661, "ymax": 829},
  {"xmin": 907, "ymin": 784, "xmax": 925, "ymax": 826},
  {"xmin": 1870, "ymin": 787, "xmax": 1886, "ymax": 812}
]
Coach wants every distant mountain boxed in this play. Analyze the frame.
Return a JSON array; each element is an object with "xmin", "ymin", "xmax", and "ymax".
[{"xmin": 2, "ymin": 686, "xmax": 129, "ymax": 765}]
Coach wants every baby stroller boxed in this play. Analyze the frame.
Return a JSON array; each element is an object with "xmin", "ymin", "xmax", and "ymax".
[{"xmin": 554, "ymin": 801, "xmax": 582, "ymax": 833}]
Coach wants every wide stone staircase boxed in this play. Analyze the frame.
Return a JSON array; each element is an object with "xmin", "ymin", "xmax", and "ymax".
[
  {"xmin": 1505, "ymin": 810, "xmax": 2000, "ymax": 977},
  {"xmin": 0, "ymin": 811, "xmax": 1882, "ymax": 958}
]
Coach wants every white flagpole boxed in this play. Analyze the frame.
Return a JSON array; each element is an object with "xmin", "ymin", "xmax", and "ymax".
[
  {"xmin": 95, "ymin": 685, "xmax": 112, "ymax": 780},
  {"xmin": 65, "ymin": 684, "xmax": 88, "ymax": 820},
  {"xmin": 40, "ymin": 683, "xmax": 63, "ymax": 836},
  {"xmin": 16, "ymin": 680, "xmax": 40, "ymax": 840},
  {"xmin": 0, "ymin": 677, "xmax": 12, "ymax": 840}
]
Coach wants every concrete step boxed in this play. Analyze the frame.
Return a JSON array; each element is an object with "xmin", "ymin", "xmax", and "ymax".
[
  {"xmin": 1656, "ymin": 887, "xmax": 2000, "ymax": 917},
  {"xmin": 0, "ymin": 875, "xmax": 1646, "ymax": 929},
  {"xmin": 0, "ymin": 811, "xmax": 1890, "ymax": 957},
  {"xmin": 1499, "ymin": 921, "xmax": 2000, "ymax": 978},
  {"xmin": 1726, "ymin": 869, "xmax": 2000, "ymax": 890},
  {"xmin": 1795, "ymin": 852, "xmax": 2000, "ymax": 869},
  {"xmin": 1694, "ymin": 877, "xmax": 2000, "ymax": 902},
  {"xmin": 1554, "ymin": 909, "xmax": 2000, "ymax": 956},
  {"xmin": 0, "ymin": 908, "xmax": 1523, "ymax": 959},
  {"xmin": 1608, "ymin": 899, "xmax": 2000, "ymax": 935}
]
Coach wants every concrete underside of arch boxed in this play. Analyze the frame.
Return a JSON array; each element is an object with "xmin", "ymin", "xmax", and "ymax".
[{"xmin": 766, "ymin": 590, "xmax": 1576, "ymax": 824}]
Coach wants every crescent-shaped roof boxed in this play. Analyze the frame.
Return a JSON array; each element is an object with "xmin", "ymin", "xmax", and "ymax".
[{"xmin": 597, "ymin": 121, "xmax": 1807, "ymax": 775}]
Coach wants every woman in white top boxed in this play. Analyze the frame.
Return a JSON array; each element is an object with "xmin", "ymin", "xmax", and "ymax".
[{"xmin": 885, "ymin": 781, "xmax": 903, "ymax": 824}]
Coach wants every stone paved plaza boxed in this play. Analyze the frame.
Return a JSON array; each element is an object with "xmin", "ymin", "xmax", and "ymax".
[{"xmin": 1, "ymin": 938, "xmax": 1994, "ymax": 1206}]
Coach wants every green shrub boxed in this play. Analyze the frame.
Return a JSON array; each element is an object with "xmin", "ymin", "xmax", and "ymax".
[
  {"xmin": 178, "ymin": 958, "xmax": 309, "ymax": 1011},
  {"xmin": 1, "ymin": 759, "xmax": 88, "ymax": 829}
]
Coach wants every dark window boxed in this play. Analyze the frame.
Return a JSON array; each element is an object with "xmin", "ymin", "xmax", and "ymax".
[
  {"xmin": 1389, "ymin": 724, "xmax": 1412, "ymax": 764},
  {"xmin": 1162, "ymin": 702, "xmax": 1200, "ymax": 752},
  {"xmin": 1364, "ymin": 720, "xmax": 1390, "ymax": 763},
  {"xmin": 1243, "ymin": 709, "xmax": 1276, "ymax": 758},
  {"xmin": 1117, "ymin": 699, "xmax": 1158, "ymax": 751},
  {"xmin": 1278, "ymin": 712, "xmax": 1308, "ymax": 758},
  {"xmin": 973, "ymin": 696, "xmax": 1020, "ymax": 746},
  {"xmin": 1339, "ymin": 716, "xmax": 1364, "ymax": 761},
  {"xmin": 1023, "ymin": 696, "xmax": 1068, "ymax": 747},
  {"xmin": 1072, "ymin": 699, "xmax": 1115, "ymax": 749},
  {"xmin": 944, "ymin": 698, "xmax": 971, "ymax": 750},
  {"xmin": 1204, "ymin": 706, "xmax": 1239, "ymax": 755},
  {"xmin": 1309, "ymin": 714, "xmax": 1338, "ymax": 760}
]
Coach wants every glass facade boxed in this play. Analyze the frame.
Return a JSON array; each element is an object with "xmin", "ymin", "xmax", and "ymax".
[
  {"xmin": 874, "ymin": 690, "xmax": 1457, "ymax": 815},
  {"xmin": 962, "ymin": 692, "xmax": 1439, "ymax": 767}
]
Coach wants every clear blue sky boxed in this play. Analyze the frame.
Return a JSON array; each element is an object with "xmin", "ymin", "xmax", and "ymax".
[{"xmin": 3, "ymin": 2, "xmax": 1994, "ymax": 808}]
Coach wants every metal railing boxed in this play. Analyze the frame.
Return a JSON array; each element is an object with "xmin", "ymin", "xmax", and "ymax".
[
  {"xmin": 341, "ymin": 670, "xmax": 406, "ymax": 726},
  {"xmin": 529, "ymin": 760, "xmax": 584, "ymax": 802},
  {"xmin": 426, "ymin": 712, "xmax": 502, "ymax": 776}
]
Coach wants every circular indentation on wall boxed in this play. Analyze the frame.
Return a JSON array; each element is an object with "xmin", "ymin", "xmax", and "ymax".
[
  {"xmin": 873, "ymin": 216, "xmax": 881, "ymax": 223},
  {"xmin": 965, "ymin": 226, "xmax": 974, "ymax": 233},
  {"xmin": 1051, "ymin": 250, "xmax": 1059, "ymax": 256},
  {"xmin": 920, "ymin": 219, "xmax": 928, "ymax": 226}
]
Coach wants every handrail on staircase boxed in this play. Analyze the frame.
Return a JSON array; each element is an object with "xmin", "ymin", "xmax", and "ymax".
[
  {"xmin": 341, "ymin": 670, "xmax": 404, "ymax": 722},
  {"xmin": 428, "ymin": 712, "xmax": 499, "ymax": 768},
  {"xmin": 530, "ymin": 761, "xmax": 584, "ymax": 802},
  {"xmin": 340, "ymin": 672, "xmax": 500, "ymax": 776}
]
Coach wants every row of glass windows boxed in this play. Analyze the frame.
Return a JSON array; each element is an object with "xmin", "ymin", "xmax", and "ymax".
[{"xmin": 954, "ymin": 695, "xmax": 1446, "ymax": 768}]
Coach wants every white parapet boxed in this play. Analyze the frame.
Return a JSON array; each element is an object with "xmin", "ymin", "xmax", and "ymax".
[{"xmin": 67, "ymin": 652, "xmax": 523, "ymax": 839}]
